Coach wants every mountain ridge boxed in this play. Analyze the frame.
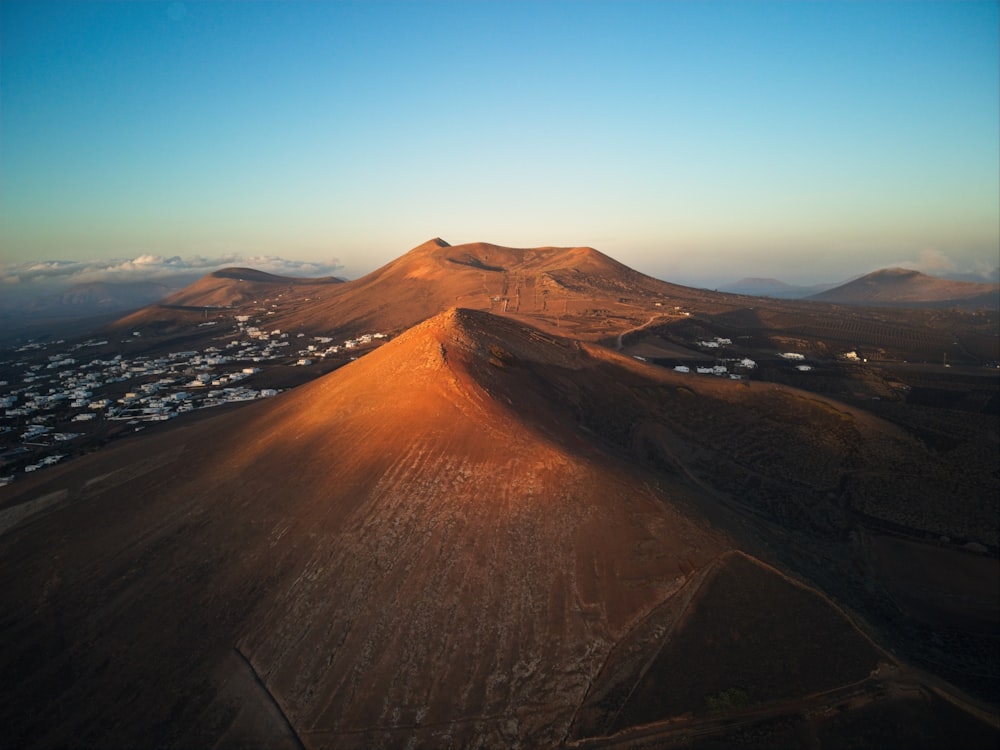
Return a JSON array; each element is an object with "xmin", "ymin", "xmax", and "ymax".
[{"xmin": 108, "ymin": 238, "xmax": 721, "ymax": 342}]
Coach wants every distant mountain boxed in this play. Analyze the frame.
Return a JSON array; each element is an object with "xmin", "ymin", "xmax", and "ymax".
[
  {"xmin": 0, "ymin": 255, "xmax": 345, "ymax": 341},
  {"xmin": 719, "ymin": 277, "xmax": 838, "ymax": 299},
  {"xmin": 810, "ymin": 267, "xmax": 1000, "ymax": 309},
  {"xmin": 0, "ymin": 278, "xmax": 192, "ymax": 318},
  {"xmin": 245, "ymin": 236, "xmax": 687, "ymax": 336},
  {"xmin": 4, "ymin": 308, "xmax": 991, "ymax": 747},
  {"xmin": 107, "ymin": 267, "xmax": 345, "ymax": 333}
]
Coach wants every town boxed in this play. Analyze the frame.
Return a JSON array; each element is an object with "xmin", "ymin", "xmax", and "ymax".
[{"xmin": 0, "ymin": 315, "xmax": 388, "ymax": 486}]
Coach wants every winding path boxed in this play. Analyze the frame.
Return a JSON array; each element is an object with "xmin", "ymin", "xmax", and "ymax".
[{"xmin": 615, "ymin": 314, "xmax": 668, "ymax": 351}]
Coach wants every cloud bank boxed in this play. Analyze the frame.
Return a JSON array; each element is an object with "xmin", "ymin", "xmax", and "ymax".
[
  {"xmin": 1, "ymin": 254, "xmax": 344, "ymax": 287},
  {"xmin": 884, "ymin": 248, "xmax": 998, "ymax": 282}
]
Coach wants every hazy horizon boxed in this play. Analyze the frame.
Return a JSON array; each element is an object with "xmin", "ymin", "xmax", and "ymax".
[
  {"xmin": 2, "ymin": 1, "xmax": 998, "ymax": 287},
  {"xmin": 2, "ymin": 242, "xmax": 997, "ymax": 311}
]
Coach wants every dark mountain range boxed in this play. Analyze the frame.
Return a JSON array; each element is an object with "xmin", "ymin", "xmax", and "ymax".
[
  {"xmin": 0, "ymin": 278, "xmax": 193, "ymax": 317},
  {"xmin": 810, "ymin": 267, "xmax": 1000, "ymax": 309},
  {"xmin": 0, "ymin": 279, "xmax": 201, "ymax": 345},
  {"xmin": 1, "ymin": 307, "xmax": 997, "ymax": 748}
]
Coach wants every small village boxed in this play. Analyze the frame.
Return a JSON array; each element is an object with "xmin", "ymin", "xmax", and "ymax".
[
  {"xmin": 636, "ymin": 334, "xmax": 829, "ymax": 379},
  {"xmin": 0, "ymin": 315, "xmax": 388, "ymax": 486},
  {"xmin": 664, "ymin": 336, "xmax": 760, "ymax": 378}
]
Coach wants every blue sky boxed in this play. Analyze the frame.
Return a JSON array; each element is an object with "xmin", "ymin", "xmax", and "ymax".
[{"xmin": 1, "ymin": 1, "xmax": 997, "ymax": 286}]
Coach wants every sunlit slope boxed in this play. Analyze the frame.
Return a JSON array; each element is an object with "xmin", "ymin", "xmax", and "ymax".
[{"xmin": 224, "ymin": 309, "xmax": 738, "ymax": 747}]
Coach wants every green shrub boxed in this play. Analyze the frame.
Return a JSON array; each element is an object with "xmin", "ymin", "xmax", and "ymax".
[{"xmin": 704, "ymin": 687, "xmax": 750, "ymax": 714}]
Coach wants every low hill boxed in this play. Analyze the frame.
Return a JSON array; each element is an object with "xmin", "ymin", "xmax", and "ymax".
[
  {"xmin": 810, "ymin": 268, "xmax": 1000, "ymax": 309},
  {"xmin": 146, "ymin": 266, "xmax": 341, "ymax": 309},
  {"xmin": 107, "ymin": 267, "xmax": 344, "ymax": 334},
  {"xmin": 570, "ymin": 551, "xmax": 884, "ymax": 737},
  {"xmin": 1, "ymin": 309, "xmax": 995, "ymax": 748}
]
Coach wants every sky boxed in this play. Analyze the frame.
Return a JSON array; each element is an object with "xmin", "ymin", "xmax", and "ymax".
[{"xmin": 1, "ymin": 0, "xmax": 997, "ymax": 288}]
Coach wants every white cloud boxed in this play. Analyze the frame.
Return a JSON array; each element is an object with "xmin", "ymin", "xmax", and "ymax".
[
  {"xmin": 885, "ymin": 247, "xmax": 956, "ymax": 276},
  {"xmin": 881, "ymin": 248, "xmax": 1000, "ymax": 282}
]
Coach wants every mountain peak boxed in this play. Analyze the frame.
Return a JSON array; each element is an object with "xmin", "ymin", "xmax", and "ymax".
[
  {"xmin": 347, "ymin": 308, "xmax": 586, "ymax": 404},
  {"xmin": 412, "ymin": 237, "xmax": 451, "ymax": 252}
]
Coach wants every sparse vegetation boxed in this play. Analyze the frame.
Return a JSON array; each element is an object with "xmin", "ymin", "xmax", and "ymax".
[{"xmin": 488, "ymin": 343, "xmax": 514, "ymax": 368}]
